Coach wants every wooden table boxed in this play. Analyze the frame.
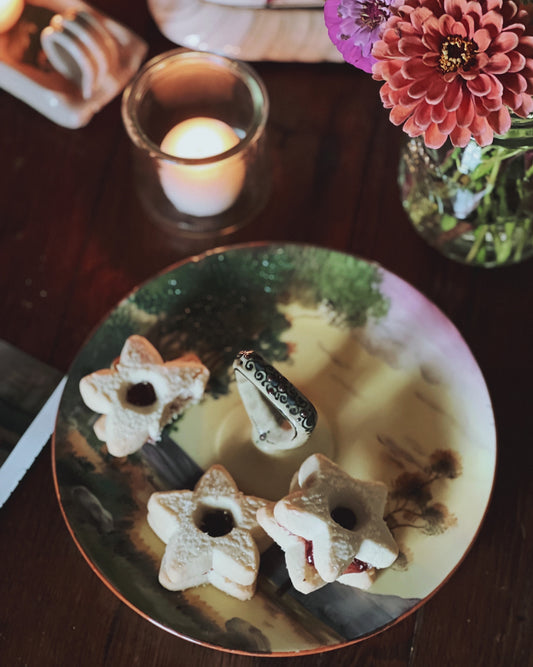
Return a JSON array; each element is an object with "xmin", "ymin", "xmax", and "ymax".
[{"xmin": 1, "ymin": 1, "xmax": 531, "ymax": 665}]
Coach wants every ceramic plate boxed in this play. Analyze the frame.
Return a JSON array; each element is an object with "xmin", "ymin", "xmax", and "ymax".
[
  {"xmin": 53, "ymin": 243, "xmax": 496, "ymax": 655},
  {"xmin": 147, "ymin": 0, "xmax": 342, "ymax": 63}
]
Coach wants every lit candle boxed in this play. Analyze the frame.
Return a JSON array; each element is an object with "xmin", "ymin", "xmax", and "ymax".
[
  {"xmin": 0, "ymin": 0, "xmax": 23, "ymax": 33},
  {"xmin": 159, "ymin": 117, "xmax": 246, "ymax": 217}
]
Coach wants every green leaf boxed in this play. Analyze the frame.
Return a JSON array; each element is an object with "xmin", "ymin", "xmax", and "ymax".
[{"xmin": 440, "ymin": 214, "xmax": 457, "ymax": 231}]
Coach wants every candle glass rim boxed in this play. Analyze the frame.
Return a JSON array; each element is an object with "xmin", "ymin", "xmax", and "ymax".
[{"xmin": 121, "ymin": 48, "xmax": 269, "ymax": 166}]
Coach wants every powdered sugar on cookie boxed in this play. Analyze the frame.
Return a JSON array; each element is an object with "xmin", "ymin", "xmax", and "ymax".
[
  {"xmin": 79, "ymin": 335, "xmax": 209, "ymax": 456},
  {"xmin": 148, "ymin": 465, "xmax": 272, "ymax": 600},
  {"xmin": 258, "ymin": 454, "xmax": 397, "ymax": 592}
]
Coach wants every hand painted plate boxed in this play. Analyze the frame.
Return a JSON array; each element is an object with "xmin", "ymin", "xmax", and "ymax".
[
  {"xmin": 53, "ymin": 243, "xmax": 496, "ymax": 655},
  {"xmin": 147, "ymin": 0, "xmax": 342, "ymax": 63}
]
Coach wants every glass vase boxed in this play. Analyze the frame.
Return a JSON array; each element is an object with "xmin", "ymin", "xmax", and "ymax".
[{"xmin": 398, "ymin": 116, "xmax": 533, "ymax": 267}]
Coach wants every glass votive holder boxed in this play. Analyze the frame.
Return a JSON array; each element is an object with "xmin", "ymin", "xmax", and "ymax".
[{"xmin": 121, "ymin": 49, "xmax": 270, "ymax": 236}]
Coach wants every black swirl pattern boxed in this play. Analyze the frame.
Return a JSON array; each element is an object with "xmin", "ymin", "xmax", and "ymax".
[{"xmin": 235, "ymin": 350, "xmax": 317, "ymax": 433}]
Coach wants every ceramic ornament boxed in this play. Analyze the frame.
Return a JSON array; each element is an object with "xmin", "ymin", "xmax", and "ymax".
[
  {"xmin": 0, "ymin": 0, "xmax": 147, "ymax": 127},
  {"xmin": 233, "ymin": 350, "xmax": 318, "ymax": 453}
]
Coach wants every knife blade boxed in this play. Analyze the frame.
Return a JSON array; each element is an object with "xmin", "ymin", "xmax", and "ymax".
[{"xmin": 0, "ymin": 340, "xmax": 65, "ymax": 508}]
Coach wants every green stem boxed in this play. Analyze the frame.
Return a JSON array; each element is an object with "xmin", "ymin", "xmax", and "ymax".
[
  {"xmin": 465, "ymin": 224, "xmax": 488, "ymax": 263},
  {"xmin": 513, "ymin": 218, "xmax": 532, "ymax": 261}
]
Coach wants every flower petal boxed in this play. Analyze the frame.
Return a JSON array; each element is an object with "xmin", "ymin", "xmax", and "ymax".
[
  {"xmin": 390, "ymin": 70, "xmax": 414, "ymax": 90},
  {"xmin": 438, "ymin": 109, "xmax": 458, "ymax": 134},
  {"xmin": 449, "ymin": 125, "xmax": 472, "ymax": 147},
  {"xmin": 390, "ymin": 103, "xmax": 416, "ymax": 125},
  {"xmin": 491, "ymin": 31, "xmax": 519, "ymax": 53},
  {"xmin": 466, "ymin": 73, "xmax": 492, "ymax": 96},
  {"xmin": 413, "ymin": 102, "xmax": 433, "ymax": 129},
  {"xmin": 408, "ymin": 76, "xmax": 436, "ymax": 98},
  {"xmin": 403, "ymin": 58, "xmax": 432, "ymax": 79},
  {"xmin": 480, "ymin": 10, "xmax": 503, "ymax": 33},
  {"xmin": 507, "ymin": 50, "xmax": 526, "ymax": 72},
  {"xmin": 484, "ymin": 52, "xmax": 512, "ymax": 74},
  {"xmin": 431, "ymin": 101, "xmax": 449, "ymax": 122},
  {"xmin": 443, "ymin": 80, "xmax": 463, "ymax": 111},
  {"xmin": 398, "ymin": 36, "xmax": 427, "ymax": 56},
  {"xmin": 487, "ymin": 106, "xmax": 511, "ymax": 134},
  {"xmin": 456, "ymin": 95, "xmax": 476, "ymax": 126},
  {"xmin": 404, "ymin": 115, "xmax": 425, "ymax": 137},
  {"xmin": 425, "ymin": 76, "xmax": 448, "ymax": 103},
  {"xmin": 424, "ymin": 123, "xmax": 448, "ymax": 148},
  {"xmin": 471, "ymin": 116, "xmax": 494, "ymax": 145},
  {"xmin": 501, "ymin": 72, "xmax": 528, "ymax": 94},
  {"xmin": 476, "ymin": 52, "xmax": 490, "ymax": 69},
  {"xmin": 473, "ymin": 28, "xmax": 492, "ymax": 52}
]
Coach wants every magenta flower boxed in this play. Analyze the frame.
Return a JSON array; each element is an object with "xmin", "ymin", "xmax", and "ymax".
[
  {"xmin": 371, "ymin": 0, "xmax": 533, "ymax": 148},
  {"xmin": 324, "ymin": 0, "xmax": 398, "ymax": 73}
]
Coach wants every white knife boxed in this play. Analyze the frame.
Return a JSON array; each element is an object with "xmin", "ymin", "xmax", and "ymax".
[
  {"xmin": 0, "ymin": 375, "xmax": 66, "ymax": 508},
  {"xmin": 0, "ymin": 340, "xmax": 66, "ymax": 508}
]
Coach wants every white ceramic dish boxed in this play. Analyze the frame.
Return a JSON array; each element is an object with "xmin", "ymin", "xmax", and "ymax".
[{"xmin": 147, "ymin": 0, "xmax": 342, "ymax": 62}]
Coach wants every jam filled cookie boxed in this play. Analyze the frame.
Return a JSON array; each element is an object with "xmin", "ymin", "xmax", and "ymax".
[
  {"xmin": 147, "ymin": 465, "xmax": 272, "ymax": 600},
  {"xmin": 257, "ymin": 503, "xmax": 377, "ymax": 593},
  {"xmin": 258, "ymin": 454, "xmax": 397, "ymax": 592},
  {"xmin": 257, "ymin": 503, "xmax": 327, "ymax": 593},
  {"xmin": 79, "ymin": 335, "xmax": 209, "ymax": 456}
]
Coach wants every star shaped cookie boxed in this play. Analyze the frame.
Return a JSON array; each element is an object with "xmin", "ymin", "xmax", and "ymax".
[
  {"xmin": 79, "ymin": 335, "xmax": 209, "ymax": 456},
  {"xmin": 268, "ymin": 454, "xmax": 397, "ymax": 584},
  {"xmin": 257, "ymin": 503, "xmax": 375, "ymax": 594},
  {"xmin": 147, "ymin": 465, "xmax": 272, "ymax": 600}
]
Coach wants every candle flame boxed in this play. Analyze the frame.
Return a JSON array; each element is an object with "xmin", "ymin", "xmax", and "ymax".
[{"xmin": 161, "ymin": 117, "xmax": 240, "ymax": 160}]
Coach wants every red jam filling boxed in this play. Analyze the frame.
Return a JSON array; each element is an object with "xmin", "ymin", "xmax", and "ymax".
[
  {"xmin": 305, "ymin": 540, "xmax": 314, "ymax": 565},
  {"xmin": 198, "ymin": 509, "xmax": 234, "ymax": 537},
  {"xmin": 126, "ymin": 381, "xmax": 156, "ymax": 407},
  {"xmin": 304, "ymin": 540, "xmax": 369, "ymax": 573},
  {"xmin": 343, "ymin": 557, "xmax": 370, "ymax": 574}
]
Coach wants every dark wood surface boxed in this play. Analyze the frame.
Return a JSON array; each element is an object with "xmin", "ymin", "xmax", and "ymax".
[{"xmin": 1, "ymin": 2, "xmax": 532, "ymax": 665}]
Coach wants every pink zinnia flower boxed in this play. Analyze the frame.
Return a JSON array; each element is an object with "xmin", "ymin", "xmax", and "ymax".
[
  {"xmin": 372, "ymin": 0, "xmax": 533, "ymax": 148},
  {"xmin": 324, "ymin": 0, "xmax": 398, "ymax": 73}
]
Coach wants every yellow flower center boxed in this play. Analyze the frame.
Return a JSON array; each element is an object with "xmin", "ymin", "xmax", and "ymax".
[{"xmin": 438, "ymin": 36, "xmax": 478, "ymax": 73}]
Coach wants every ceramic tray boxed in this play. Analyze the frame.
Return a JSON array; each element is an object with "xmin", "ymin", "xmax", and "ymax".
[
  {"xmin": 147, "ymin": 0, "xmax": 342, "ymax": 62},
  {"xmin": 53, "ymin": 243, "xmax": 496, "ymax": 655}
]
